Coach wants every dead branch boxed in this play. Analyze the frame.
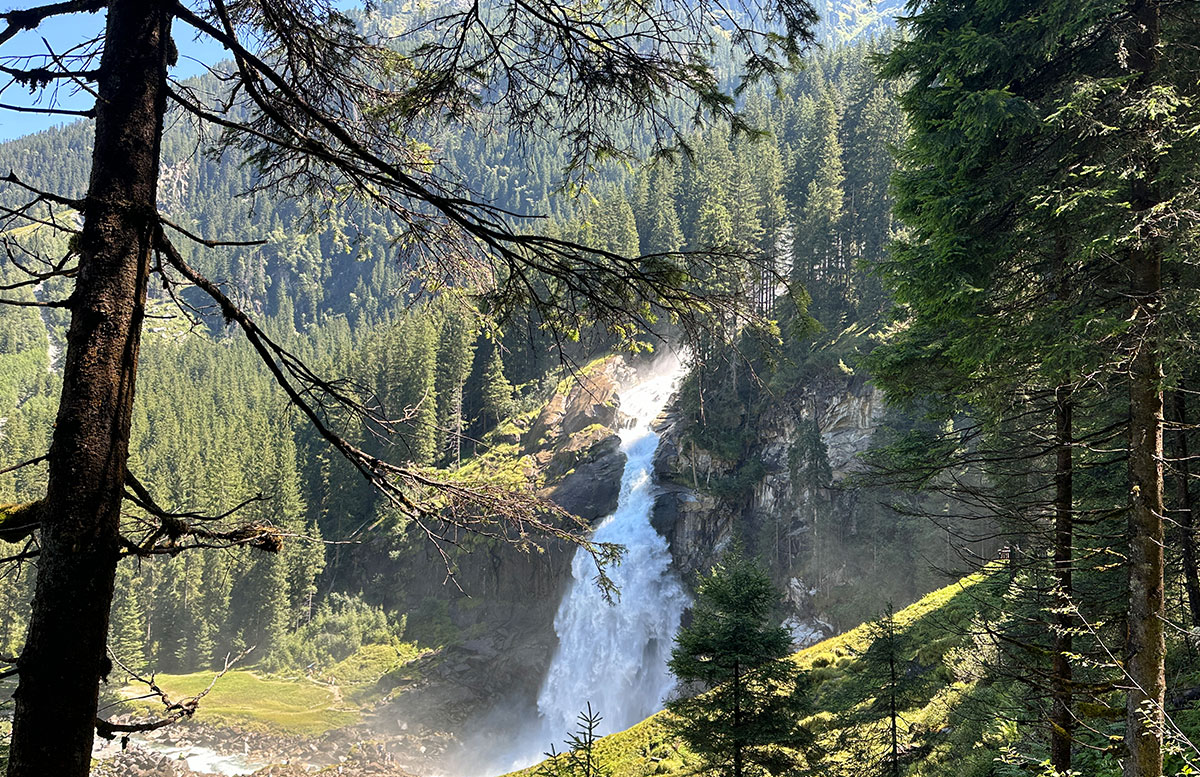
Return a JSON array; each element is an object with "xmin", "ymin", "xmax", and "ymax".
[
  {"xmin": 95, "ymin": 647, "xmax": 254, "ymax": 744},
  {"xmin": 0, "ymin": 500, "xmax": 42, "ymax": 544},
  {"xmin": 0, "ymin": 0, "xmax": 106, "ymax": 47},
  {"xmin": 0, "ymin": 454, "xmax": 47, "ymax": 478},
  {"xmin": 158, "ymin": 214, "xmax": 269, "ymax": 248},
  {"xmin": 0, "ymin": 170, "xmax": 85, "ymax": 210}
]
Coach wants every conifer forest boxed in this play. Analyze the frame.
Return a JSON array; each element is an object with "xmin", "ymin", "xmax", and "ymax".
[{"xmin": 1, "ymin": 1, "xmax": 1200, "ymax": 777}]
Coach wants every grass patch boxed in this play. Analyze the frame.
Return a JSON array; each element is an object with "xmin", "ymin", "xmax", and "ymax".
[
  {"xmin": 326, "ymin": 642, "xmax": 424, "ymax": 686},
  {"xmin": 325, "ymin": 641, "xmax": 430, "ymax": 705},
  {"xmin": 119, "ymin": 670, "xmax": 357, "ymax": 736}
]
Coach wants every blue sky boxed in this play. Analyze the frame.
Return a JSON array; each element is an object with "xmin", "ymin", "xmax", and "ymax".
[{"xmin": 0, "ymin": 9, "xmax": 227, "ymax": 142}]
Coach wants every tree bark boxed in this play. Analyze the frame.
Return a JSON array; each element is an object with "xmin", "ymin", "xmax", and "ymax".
[
  {"xmin": 1124, "ymin": 4, "xmax": 1165, "ymax": 777},
  {"xmin": 1170, "ymin": 390, "xmax": 1200, "ymax": 627},
  {"xmin": 1050, "ymin": 386, "xmax": 1073, "ymax": 775},
  {"xmin": 733, "ymin": 660, "xmax": 743, "ymax": 777},
  {"xmin": 1125, "ymin": 242, "xmax": 1165, "ymax": 777},
  {"xmin": 888, "ymin": 616, "xmax": 899, "ymax": 777},
  {"xmin": 6, "ymin": 3, "xmax": 172, "ymax": 776}
]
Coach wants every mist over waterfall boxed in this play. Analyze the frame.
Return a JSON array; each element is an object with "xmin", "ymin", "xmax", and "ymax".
[
  {"xmin": 487, "ymin": 357, "xmax": 690, "ymax": 774},
  {"xmin": 536, "ymin": 361, "xmax": 690, "ymax": 738}
]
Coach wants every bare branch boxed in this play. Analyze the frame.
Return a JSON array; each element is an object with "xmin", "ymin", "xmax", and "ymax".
[
  {"xmin": 159, "ymin": 214, "xmax": 269, "ymax": 248},
  {"xmin": 0, "ymin": 171, "xmax": 86, "ymax": 210},
  {"xmin": 120, "ymin": 468, "xmax": 282, "ymax": 557},
  {"xmin": 0, "ymin": 100, "xmax": 92, "ymax": 116},
  {"xmin": 96, "ymin": 647, "xmax": 254, "ymax": 742},
  {"xmin": 0, "ymin": 454, "xmax": 47, "ymax": 478},
  {"xmin": 0, "ymin": 0, "xmax": 106, "ymax": 48}
]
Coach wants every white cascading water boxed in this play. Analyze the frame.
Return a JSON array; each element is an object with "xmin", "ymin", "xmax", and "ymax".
[{"xmin": 533, "ymin": 358, "xmax": 690, "ymax": 742}]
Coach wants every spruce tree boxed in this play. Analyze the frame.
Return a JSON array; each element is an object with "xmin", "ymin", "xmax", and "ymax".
[
  {"xmin": 435, "ymin": 311, "xmax": 476, "ymax": 467},
  {"xmin": 479, "ymin": 344, "xmax": 515, "ymax": 434},
  {"xmin": 641, "ymin": 164, "xmax": 685, "ymax": 255},
  {"xmin": 792, "ymin": 92, "xmax": 845, "ymax": 312},
  {"xmin": 107, "ymin": 564, "xmax": 148, "ymax": 672},
  {"xmin": 667, "ymin": 550, "xmax": 811, "ymax": 777}
]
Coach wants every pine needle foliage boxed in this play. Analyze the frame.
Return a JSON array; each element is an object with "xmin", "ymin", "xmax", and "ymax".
[{"xmin": 667, "ymin": 549, "xmax": 813, "ymax": 777}]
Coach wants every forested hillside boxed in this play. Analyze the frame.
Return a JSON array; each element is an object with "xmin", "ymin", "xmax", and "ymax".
[
  {"xmin": 3, "ymin": 2, "xmax": 1200, "ymax": 777},
  {"xmin": 0, "ymin": 19, "xmax": 911, "ymax": 673}
]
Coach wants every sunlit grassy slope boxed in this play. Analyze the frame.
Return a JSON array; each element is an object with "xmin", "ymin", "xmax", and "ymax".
[
  {"xmin": 120, "ymin": 670, "xmax": 357, "ymax": 736},
  {"xmin": 117, "ymin": 641, "xmax": 427, "ymax": 736},
  {"xmin": 510, "ymin": 568, "xmax": 1018, "ymax": 777},
  {"xmin": 516, "ymin": 562, "xmax": 1200, "ymax": 777}
]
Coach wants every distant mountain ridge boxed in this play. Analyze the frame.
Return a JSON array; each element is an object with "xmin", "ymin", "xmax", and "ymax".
[{"xmin": 816, "ymin": 0, "xmax": 904, "ymax": 43}]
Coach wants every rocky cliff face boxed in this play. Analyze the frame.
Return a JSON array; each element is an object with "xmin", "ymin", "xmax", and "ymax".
[
  {"xmin": 373, "ymin": 356, "xmax": 638, "ymax": 768},
  {"xmin": 652, "ymin": 373, "xmax": 887, "ymax": 645},
  {"xmin": 533, "ymin": 356, "xmax": 635, "ymax": 521}
]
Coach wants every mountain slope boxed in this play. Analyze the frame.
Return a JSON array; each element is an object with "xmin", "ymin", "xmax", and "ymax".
[
  {"xmin": 517, "ymin": 565, "xmax": 1200, "ymax": 777},
  {"xmin": 815, "ymin": 0, "xmax": 904, "ymax": 43}
]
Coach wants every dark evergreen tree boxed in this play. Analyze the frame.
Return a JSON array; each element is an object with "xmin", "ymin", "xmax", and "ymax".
[
  {"xmin": 434, "ymin": 309, "xmax": 477, "ymax": 467},
  {"xmin": 638, "ymin": 164, "xmax": 685, "ymax": 256},
  {"xmin": 668, "ymin": 549, "xmax": 812, "ymax": 777},
  {"xmin": 479, "ymin": 344, "xmax": 515, "ymax": 435}
]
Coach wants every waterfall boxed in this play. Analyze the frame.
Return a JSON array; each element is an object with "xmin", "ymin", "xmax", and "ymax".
[{"xmin": 533, "ymin": 359, "xmax": 690, "ymax": 741}]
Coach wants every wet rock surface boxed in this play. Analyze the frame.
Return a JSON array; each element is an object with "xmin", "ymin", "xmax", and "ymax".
[
  {"xmin": 549, "ymin": 433, "xmax": 625, "ymax": 521},
  {"xmin": 653, "ymin": 373, "xmax": 885, "ymax": 643}
]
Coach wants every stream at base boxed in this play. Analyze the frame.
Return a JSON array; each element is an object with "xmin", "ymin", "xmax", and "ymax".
[{"xmin": 93, "ymin": 736, "xmax": 268, "ymax": 776}]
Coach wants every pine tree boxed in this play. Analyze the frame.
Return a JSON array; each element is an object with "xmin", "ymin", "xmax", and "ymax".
[
  {"xmin": 108, "ymin": 564, "xmax": 148, "ymax": 672},
  {"xmin": 276, "ymin": 428, "xmax": 324, "ymax": 619},
  {"xmin": 667, "ymin": 549, "xmax": 812, "ymax": 777},
  {"xmin": 597, "ymin": 193, "xmax": 641, "ymax": 258},
  {"xmin": 844, "ymin": 605, "xmax": 933, "ymax": 777},
  {"xmin": 792, "ymin": 92, "xmax": 845, "ymax": 312},
  {"xmin": 398, "ymin": 315, "xmax": 439, "ymax": 466},
  {"xmin": 435, "ymin": 311, "xmax": 476, "ymax": 467},
  {"xmin": 536, "ymin": 704, "xmax": 610, "ymax": 777},
  {"xmin": 478, "ymin": 343, "xmax": 515, "ymax": 435},
  {"xmin": 640, "ymin": 164, "xmax": 685, "ymax": 255}
]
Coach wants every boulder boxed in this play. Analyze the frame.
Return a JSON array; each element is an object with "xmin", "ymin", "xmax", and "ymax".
[
  {"xmin": 549, "ymin": 434, "xmax": 625, "ymax": 522},
  {"xmin": 524, "ymin": 356, "xmax": 629, "ymax": 449}
]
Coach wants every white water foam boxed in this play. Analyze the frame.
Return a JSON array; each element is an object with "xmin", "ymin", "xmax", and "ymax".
[
  {"xmin": 535, "ymin": 362, "xmax": 689, "ymax": 738},
  {"xmin": 484, "ymin": 357, "xmax": 690, "ymax": 775}
]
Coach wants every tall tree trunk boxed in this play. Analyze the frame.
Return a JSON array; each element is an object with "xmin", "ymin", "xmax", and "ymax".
[
  {"xmin": 1125, "ymin": 240, "xmax": 1165, "ymax": 777},
  {"xmin": 733, "ymin": 661, "xmax": 743, "ymax": 777},
  {"xmin": 1170, "ymin": 390, "xmax": 1200, "ymax": 627},
  {"xmin": 1124, "ymin": 4, "xmax": 1165, "ymax": 777},
  {"xmin": 1050, "ymin": 386, "xmax": 1074, "ymax": 775},
  {"xmin": 6, "ymin": 4, "xmax": 171, "ymax": 776},
  {"xmin": 887, "ymin": 616, "xmax": 899, "ymax": 777}
]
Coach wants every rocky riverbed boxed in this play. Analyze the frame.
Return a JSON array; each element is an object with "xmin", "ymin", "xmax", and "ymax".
[{"xmin": 91, "ymin": 719, "xmax": 420, "ymax": 777}]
